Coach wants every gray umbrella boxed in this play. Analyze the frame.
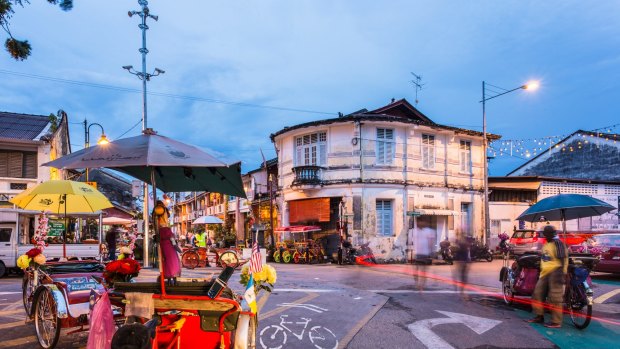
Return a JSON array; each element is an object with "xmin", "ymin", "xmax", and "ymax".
[{"xmin": 43, "ymin": 129, "xmax": 246, "ymax": 197}]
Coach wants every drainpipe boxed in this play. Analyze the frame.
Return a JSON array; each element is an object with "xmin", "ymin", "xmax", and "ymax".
[{"xmin": 357, "ymin": 120, "xmax": 364, "ymax": 241}]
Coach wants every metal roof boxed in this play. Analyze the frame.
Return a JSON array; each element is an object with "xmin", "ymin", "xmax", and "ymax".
[{"xmin": 0, "ymin": 112, "xmax": 50, "ymax": 140}]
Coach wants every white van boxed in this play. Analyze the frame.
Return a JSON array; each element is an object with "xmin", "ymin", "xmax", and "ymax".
[{"xmin": 0, "ymin": 209, "xmax": 102, "ymax": 277}]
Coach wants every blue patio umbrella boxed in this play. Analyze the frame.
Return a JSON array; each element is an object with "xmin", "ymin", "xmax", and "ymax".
[{"xmin": 516, "ymin": 194, "xmax": 616, "ymax": 232}]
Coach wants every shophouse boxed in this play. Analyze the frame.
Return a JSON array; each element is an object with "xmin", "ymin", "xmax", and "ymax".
[
  {"xmin": 270, "ymin": 98, "xmax": 495, "ymax": 260},
  {"xmin": 0, "ymin": 111, "xmax": 70, "ymax": 206}
]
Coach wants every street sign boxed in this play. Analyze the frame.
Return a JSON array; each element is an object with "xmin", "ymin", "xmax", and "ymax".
[
  {"xmin": 47, "ymin": 220, "xmax": 65, "ymax": 237},
  {"xmin": 85, "ymin": 181, "xmax": 97, "ymax": 189},
  {"xmin": 406, "ymin": 211, "xmax": 422, "ymax": 217}
]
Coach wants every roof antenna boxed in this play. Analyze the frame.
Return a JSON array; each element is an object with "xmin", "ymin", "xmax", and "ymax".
[{"xmin": 410, "ymin": 72, "xmax": 425, "ymax": 106}]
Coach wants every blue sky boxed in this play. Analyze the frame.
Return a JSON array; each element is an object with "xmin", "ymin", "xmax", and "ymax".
[{"xmin": 1, "ymin": 1, "xmax": 619, "ymax": 175}]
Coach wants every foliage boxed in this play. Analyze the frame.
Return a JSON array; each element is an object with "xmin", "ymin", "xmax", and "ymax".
[
  {"xmin": 48, "ymin": 113, "xmax": 58, "ymax": 132},
  {"xmin": 239, "ymin": 264, "xmax": 277, "ymax": 293},
  {"xmin": 0, "ymin": 0, "xmax": 73, "ymax": 60}
]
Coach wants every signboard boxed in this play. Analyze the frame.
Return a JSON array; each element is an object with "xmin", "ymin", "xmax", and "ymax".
[
  {"xmin": 132, "ymin": 180, "xmax": 143, "ymax": 197},
  {"xmin": 47, "ymin": 220, "xmax": 65, "ymax": 237},
  {"xmin": 85, "ymin": 181, "xmax": 97, "ymax": 190},
  {"xmin": 406, "ymin": 211, "xmax": 422, "ymax": 217}
]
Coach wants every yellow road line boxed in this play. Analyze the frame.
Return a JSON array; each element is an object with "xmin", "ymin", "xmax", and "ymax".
[
  {"xmin": 594, "ymin": 288, "xmax": 620, "ymax": 304},
  {"xmin": 0, "ymin": 335, "xmax": 37, "ymax": 348},
  {"xmin": 0, "ymin": 309, "xmax": 23, "ymax": 316},
  {"xmin": 258, "ymin": 292, "xmax": 319, "ymax": 321},
  {"xmin": 337, "ymin": 297, "xmax": 388, "ymax": 349},
  {"xmin": 0, "ymin": 320, "xmax": 26, "ymax": 330}
]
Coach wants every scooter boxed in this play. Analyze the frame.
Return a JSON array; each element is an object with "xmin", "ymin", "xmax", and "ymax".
[
  {"xmin": 470, "ymin": 239, "xmax": 493, "ymax": 262},
  {"xmin": 337, "ymin": 242, "xmax": 377, "ymax": 265},
  {"xmin": 439, "ymin": 239, "xmax": 453, "ymax": 265}
]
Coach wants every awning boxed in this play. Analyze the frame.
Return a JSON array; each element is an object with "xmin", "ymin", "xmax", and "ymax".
[
  {"xmin": 101, "ymin": 216, "xmax": 134, "ymax": 225},
  {"xmin": 274, "ymin": 225, "xmax": 322, "ymax": 233},
  {"xmin": 489, "ymin": 181, "xmax": 541, "ymax": 190},
  {"xmin": 410, "ymin": 209, "xmax": 460, "ymax": 216}
]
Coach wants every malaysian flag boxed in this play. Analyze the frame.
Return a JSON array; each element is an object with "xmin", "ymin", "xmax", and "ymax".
[{"xmin": 249, "ymin": 240, "xmax": 263, "ymax": 274}]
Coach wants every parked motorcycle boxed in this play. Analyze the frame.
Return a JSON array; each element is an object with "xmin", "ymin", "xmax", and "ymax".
[
  {"xmin": 469, "ymin": 239, "xmax": 493, "ymax": 262},
  {"xmin": 439, "ymin": 239, "xmax": 453, "ymax": 265},
  {"xmin": 337, "ymin": 241, "xmax": 377, "ymax": 264}
]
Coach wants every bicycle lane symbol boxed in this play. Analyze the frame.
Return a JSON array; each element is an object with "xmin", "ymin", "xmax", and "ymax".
[{"xmin": 259, "ymin": 303, "xmax": 338, "ymax": 349}]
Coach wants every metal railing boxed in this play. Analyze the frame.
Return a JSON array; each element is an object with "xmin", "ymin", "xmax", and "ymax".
[{"xmin": 292, "ymin": 165, "xmax": 324, "ymax": 186}]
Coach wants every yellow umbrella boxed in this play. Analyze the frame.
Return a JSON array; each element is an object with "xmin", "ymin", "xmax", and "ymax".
[{"xmin": 10, "ymin": 180, "xmax": 113, "ymax": 258}]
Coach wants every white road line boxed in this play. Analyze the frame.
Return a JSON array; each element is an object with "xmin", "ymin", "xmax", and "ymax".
[
  {"xmin": 0, "ymin": 320, "xmax": 25, "ymax": 330},
  {"xmin": 274, "ymin": 288, "xmax": 338, "ymax": 293},
  {"xmin": 594, "ymin": 288, "xmax": 620, "ymax": 304},
  {"xmin": 369, "ymin": 290, "xmax": 495, "ymax": 294},
  {"xmin": 0, "ymin": 292, "xmax": 20, "ymax": 296}
]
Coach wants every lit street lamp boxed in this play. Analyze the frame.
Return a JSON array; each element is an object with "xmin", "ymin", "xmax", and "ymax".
[
  {"xmin": 481, "ymin": 80, "xmax": 538, "ymax": 242},
  {"xmin": 83, "ymin": 120, "xmax": 109, "ymax": 182}
]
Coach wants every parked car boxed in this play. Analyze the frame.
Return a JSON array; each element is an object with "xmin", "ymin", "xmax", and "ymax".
[
  {"xmin": 591, "ymin": 233, "xmax": 620, "ymax": 274},
  {"xmin": 509, "ymin": 229, "xmax": 588, "ymax": 256}
]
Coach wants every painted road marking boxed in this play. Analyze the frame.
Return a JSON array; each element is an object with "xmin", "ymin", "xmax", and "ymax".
[
  {"xmin": 0, "ymin": 292, "xmax": 20, "ymax": 295},
  {"xmin": 259, "ymin": 314, "xmax": 338, "ymax": 349},
  {"xmin": 593, "ymin": 288, "xmax": 620, "ymax": 304},
  {"xmin": 277, "ymin": 303, "xmax": 328, "ymax": 313},
  {"xmin": 0, "ymin": 309, "xmax": 23, "ymax": 316},
  {"xmin": 0, "ymin": 320, "xmax": 25, "ymax": 330},
  {"xmin": 369, "ymin": 289, "xmax": 495, "ymax": 294},
  {"xmin": 259, "ymin": 293, "xmax": 319, "ymax": 321},
  {"xmin": 408, "ymin": 311, "xmax": 501, "ymax": 349},
  {"xmin": 0, "ymin": 335, "xmax": 37, "ymax": 348},
  {"xmin": 338, "ymin": 296, "xmax": 388, "ymax": 349},
  {"xmin": 274, "ymin": 288, "xmax": 337, "ymax": 293}
]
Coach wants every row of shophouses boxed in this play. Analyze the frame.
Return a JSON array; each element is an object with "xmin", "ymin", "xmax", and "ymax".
[
  {"xmin": 171, "ymin": 98, "xmax": 620, "ymax": 261},
  {"xmin": 2, "ymin": 100, "xmax": 617, "ymax": 262}
]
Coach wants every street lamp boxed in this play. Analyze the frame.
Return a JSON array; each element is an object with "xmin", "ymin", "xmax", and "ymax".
[
  {"xmin": 84, "ymin": 120, "xmax": 109, "ymax": 182},
  {"xmin": 481, "ymin": 80, "xmax": 538, "ymax": 243}
]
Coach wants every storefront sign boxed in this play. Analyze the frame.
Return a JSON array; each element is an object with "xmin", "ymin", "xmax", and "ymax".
[
  {"xmin": 289, "ymin": 198, "xmax": 330, "ymax": 223},
  {"xmin": 48, "ymin": 220, "xmax": 65, "ymax": 237}
]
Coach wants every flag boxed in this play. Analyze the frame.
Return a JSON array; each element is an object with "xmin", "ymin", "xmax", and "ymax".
[
  {"xmin": 242, "ymin": 274, "xmax": 257, "ymax": 313},
  {"xmin": 249, "ymin": 240, "xmax": 263, "ymax": 274}
]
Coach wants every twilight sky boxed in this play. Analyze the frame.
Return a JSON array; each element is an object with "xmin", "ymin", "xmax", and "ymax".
[{"xmin": 1, "ymin": 1, "xmax": 619, "ymax": 175}]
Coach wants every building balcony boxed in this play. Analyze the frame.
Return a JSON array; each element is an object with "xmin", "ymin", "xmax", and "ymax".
[{"xmin": 292, "ymin": 165, "xmax": 324, "ymax": 186}]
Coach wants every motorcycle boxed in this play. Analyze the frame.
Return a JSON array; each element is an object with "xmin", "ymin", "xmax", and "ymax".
[
  {"xmin": 470, "ymin": 239, "xmax": 493, "ymax": 262},
  {"xmin": 337, "ymin": 242, "xmax": 377, "ymax": 265},
  {"xmin": 439, "ymin": 239, "xmax": 453, "ymax": 265}
]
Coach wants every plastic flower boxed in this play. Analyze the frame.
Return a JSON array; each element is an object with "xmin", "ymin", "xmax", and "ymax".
[
  {"xmin": 264, "ymin": 265, "xmax": 277, "ymax": 284},
  {"xmin": 33, "ymin": 254, "xmax": 46, "ymax": 266},
  {"xmin": 17, "ymin": 255, "xmax": 31, "ymax": 269},
  {"xmin": 254, "ymin": 269, "xmax": 267, "ymax": 283},
  {"xmin": 26, "ymin": 248, "xmax": 42, "ymax": 258}
]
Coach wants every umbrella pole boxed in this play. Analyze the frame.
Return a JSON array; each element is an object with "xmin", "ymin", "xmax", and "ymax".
[
  {"xmin": 63, "ymin": 194, "xmax": 67, "ymax": 260},
  {"xmin": 561, "ymin": 209, "xmax": 567, "ymax": 234},
  {"xmin": 151, "ymin": 168, "xmax": 166, "ymax": 296}
]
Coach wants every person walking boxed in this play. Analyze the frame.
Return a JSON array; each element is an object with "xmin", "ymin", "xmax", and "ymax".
[
  {"xmin": 414, "ymin": 220, "xmax": 435, "ymax": 290},
  {"xmin": 527, "ymin": 225, "xmax": 568, "ymax": 328},
  {"xmin": 105, "ymin": 227, "xmax": 118, "ymax": 261},
  {"xmin": 454, "ymin": 232, "xmax": 471, "ymax": 299}
]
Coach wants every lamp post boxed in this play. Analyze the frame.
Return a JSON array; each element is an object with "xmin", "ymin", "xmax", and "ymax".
[
  {"xmin": 125, "ymin": 0, "xmax": 164, "ymax": 268},
  {"xmin": 481, "ymin": 80, "xmax": 538, "ymax": 243},
  {"xmin": 83, "ymin": 120, "xmax": 109, "ymax": 182}
]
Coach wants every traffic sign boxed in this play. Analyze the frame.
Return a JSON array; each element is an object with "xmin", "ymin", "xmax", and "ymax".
[{"xmin": 406, "ymin": 211, "xmax": 422, "ymax": 217}]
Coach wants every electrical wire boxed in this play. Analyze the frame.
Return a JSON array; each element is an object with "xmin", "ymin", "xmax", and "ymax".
[{"xmin": 0, "ymin": 69, "xmax": 337, "ymax": 116}]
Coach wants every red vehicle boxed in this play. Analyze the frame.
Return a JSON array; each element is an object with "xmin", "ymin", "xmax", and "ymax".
[
  {"xmin": 590, "ymin": 233, "xmax": 620, "ymax": 274},
  {"xmin": 509, "ymin": 230, "xmax": 589, "ymax": 256}
]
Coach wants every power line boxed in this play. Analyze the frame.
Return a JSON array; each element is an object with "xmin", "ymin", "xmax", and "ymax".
[{"xmin": 0, "ymin": 69, "xmax": 337, "ymax": 116}]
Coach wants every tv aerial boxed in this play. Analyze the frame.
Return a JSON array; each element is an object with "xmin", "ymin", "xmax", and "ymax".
[{"xmin": 410, "ymin": 72, "xmax": 425, "ymax": 106}]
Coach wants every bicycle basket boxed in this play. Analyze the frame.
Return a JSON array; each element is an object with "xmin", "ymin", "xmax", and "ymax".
[{"xmin": 570, "ymin": 266, "xmax": 589, "ymax": 287}]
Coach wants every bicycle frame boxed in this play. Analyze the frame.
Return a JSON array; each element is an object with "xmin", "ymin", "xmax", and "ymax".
[{"xmin": 278, "ymin": 315, "xmax": 312, "ymax": 340}]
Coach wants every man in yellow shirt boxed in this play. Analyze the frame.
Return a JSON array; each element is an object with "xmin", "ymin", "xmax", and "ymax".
[{"xmin": 527, "ymin": 225, "xmax": 569, "ymax": 328}]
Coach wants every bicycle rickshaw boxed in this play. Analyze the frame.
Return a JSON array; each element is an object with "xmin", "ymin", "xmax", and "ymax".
[
  {"xmin": 43, "ymin": 129, "xmax": 258, "ymax": 349},
  {"xmin": 272, "ymin": 226, "xmax": 325, "ymax": 264}
]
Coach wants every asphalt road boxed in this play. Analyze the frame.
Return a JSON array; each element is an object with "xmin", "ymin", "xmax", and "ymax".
[{"xmin": 0, "ymin": 260, "xmax": 619, "ymax": 349}]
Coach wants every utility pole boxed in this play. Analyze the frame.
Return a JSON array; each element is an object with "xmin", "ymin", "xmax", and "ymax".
[{"xmin": 124, "ymin": 0, "xmax": 164, "ymax": 268}]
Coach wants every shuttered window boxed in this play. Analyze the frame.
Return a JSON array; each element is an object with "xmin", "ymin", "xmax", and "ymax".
[
  {"xmin": 295, "ymin": 132, "xmax": 327, "ymax": 166},
  {"xmin": 459, "ymin": 140, "xmax": 472, "ymax": 173},
  {"xmin": 376, "ymin": 200, "xmax": 393, "ymax": 236},
  {"xmin": 0, "ymin": 151, "xmax": 37, "ymax": 179},
  {"xmin": 422, "ymin": 134, "xmax": 435, "ymax": 169},
  {"xmin": 376, "ymin": 128, "xmax": 394, "ymax": 165}
]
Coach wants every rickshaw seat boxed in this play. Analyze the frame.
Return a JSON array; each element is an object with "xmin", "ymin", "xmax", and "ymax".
[
  {"xmin": 51, "ymin": 272, "xmax": 105, "ymax": 305},
  {"xmin": 45, "ymin": 261, "xmax": 104, "ymax": 274}
]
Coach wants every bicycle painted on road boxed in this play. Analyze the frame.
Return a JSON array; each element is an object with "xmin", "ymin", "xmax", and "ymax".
[{"xmin": 259, "ymin": 314, "xmax": 338, "ymax": 349}]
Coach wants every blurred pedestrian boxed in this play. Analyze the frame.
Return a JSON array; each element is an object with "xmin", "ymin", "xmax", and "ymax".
[
  {"xmin": 454, "ymin": 232, "xmax": 471, "ymax": 299},
  {"xmin": 527, "ymin": 225, "xmax": 568, "ymax": 328},
  {"xmin": 105, "ymin": 227, "xmax": 119, "ymax": 261},
  {"xmin": 414, "ymin": 220, "xmax": 435, "ymax": 290}
]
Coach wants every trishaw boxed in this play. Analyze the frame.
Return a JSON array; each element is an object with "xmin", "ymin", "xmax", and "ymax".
[
  {"xmin": 42, "ymin": 129, "xmax": 258, "ymax": 349},
  {"xmin": 23, "ymin": 261, "xmax": 126, "ymax": 348},
  {"xmin": 272, "ymin": 226, "xmax": 325, "ymax": 264},
  {"xmin": 499, "ymin": 251, "xmax": 598, "ymax": 329},
  {"xmin": 181, "ymin": 246, "xmax": 221, "ymax": 269}
]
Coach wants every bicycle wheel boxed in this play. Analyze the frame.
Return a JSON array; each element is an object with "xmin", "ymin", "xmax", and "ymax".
[
  {"xmin": 22, "ymin": 273, "xmax": 35, "ymax": 316},
  {"xmin": 273, "ymin": 251, "xmax": 281, "ymax": 263},
  {"xmin": 282, "ymin": 251, "xmax": 292, "ymax": 263},
  {"xmin": 568, "ymin": 284, "xmax": 592, "ymax": 329},
  {"xmin": 34, "ymin": 288, "xmax": 61, "ymax": 349},
  {"xmin": 293, "ymin": 252, "xmax": 302, "ymax": 264},
  {"xmin": 259, "ymin": 325, "xmax": 287, "ymax": 349},
  {"xmin": 501, "ymin": 274, "xmax": 513, "ymax": 305},
  {"xmin": 181, "ymin": 251, "xmax": 200, "ymax": 269},
  {"xmin": 309, "ymin": 325, "xmax": 338, "ymax": 349}
]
